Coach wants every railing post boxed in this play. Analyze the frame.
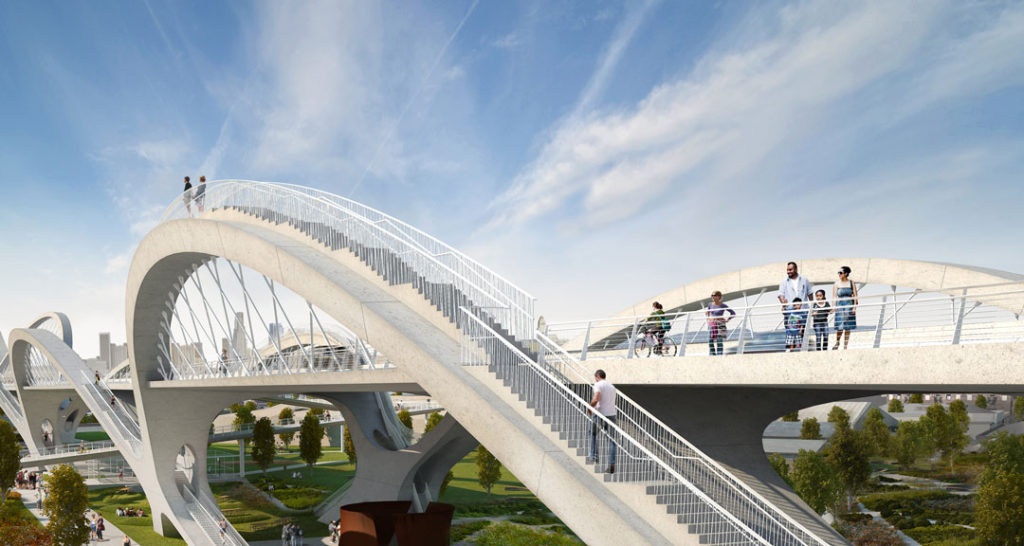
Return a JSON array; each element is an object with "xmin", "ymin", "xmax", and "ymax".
[
  {"xmin": 952, "ymin": 288, "xmax": 968, "ymax": 345},
  {"xmin": 679, "ymin": 314, "xmax": 689, "ymax": 357},
  {"xmin": 873, "ymin": 295, "xmax": 888, "ymax": 349},
  {"xmin": 625, "ymin": 318, "xmax": 640, "ymax": 359},
  {"xmin": 580, "ymin": 321, "xmax": 592, "ymax": 361},
  {"xmin": 736, "ymin": 312, "xmax": 749, "ymax": 355}
]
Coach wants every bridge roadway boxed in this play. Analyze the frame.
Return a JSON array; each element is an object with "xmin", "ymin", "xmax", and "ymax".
[{"xmin": 572, "ymin": 341, "xmax": 1024, "ymax": 544}]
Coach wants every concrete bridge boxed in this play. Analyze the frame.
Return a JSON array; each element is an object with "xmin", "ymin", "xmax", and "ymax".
[{"xmin": 4, "ymin": 180, "xmax": 1021, "ymax": 545}]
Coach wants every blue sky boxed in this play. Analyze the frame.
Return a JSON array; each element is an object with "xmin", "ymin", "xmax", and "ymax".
[{"xmin": 1, "ymin": 1, "xmax": 1023, "ymax": 357}]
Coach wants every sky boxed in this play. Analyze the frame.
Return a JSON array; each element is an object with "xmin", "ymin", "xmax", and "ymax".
[{"xmin": 1, "ymin": 0, "xmax": 1022, "ymax": 358}]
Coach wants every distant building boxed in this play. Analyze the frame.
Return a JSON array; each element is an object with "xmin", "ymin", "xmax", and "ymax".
[
  {"xmin": 86, "ymin": 332, "xmax": 129, "ymax": 375},
  {"xmin": 762, "ymin": 401, "xmax": 898, "ymax": 460}
]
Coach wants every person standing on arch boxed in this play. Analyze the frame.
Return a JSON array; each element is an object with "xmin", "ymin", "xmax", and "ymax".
[
  {"xmin": 195, "ymin": 175, "xmax": 207, "ymax": 213},
  {"xmin": 833, "ymin": 265, "xmax": 859, "ymax": 350},
  {"xmin": 778, "ymin": 261, "xmax": 813, "ymax": 347},
  {"xmin": 182, "ymin": 176, "xmax": 193, "ymax": 216}
]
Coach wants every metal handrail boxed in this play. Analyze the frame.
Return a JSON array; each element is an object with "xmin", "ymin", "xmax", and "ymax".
[
  {"xmin": 535, "ymin": 331, "xmax": 829, "ymax": 545},
  {"xmin": 76, "ymin": 370, "xmax": 142, "ymax": 453},
  {"xmin": 460, "ymin": 308, "xmax": 775, "ymax": 545},
  {"xmin": 160, "ymin": 180, "xmax": 536, "ymax": 341},
  {"xmin": 180, "ymin": 484, "xmax": 246, "ymax": 545},
  {"xmin": 22, "ymin": 440, "xmax": 117, "ymax": 458}
]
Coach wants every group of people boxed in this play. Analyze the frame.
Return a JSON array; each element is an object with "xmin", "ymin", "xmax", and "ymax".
[
  {"xmin": 115, "ymin": 506, "xmax": 145, "ymax": 517},
  {"xmin": 181, "ymin": 175, "xmax": 208, "ymax": 215},
  {"xmin": 88, "ymin": 512, "xmax": 106, "ymax": 542},
  {"xmin": 281, "ymin": 521, "xmax": 305, "ymax": 545},
  {"xmin": 327, "ymin": 519, "xmax": 341, "ymax": 543},
  {"xmin": 641, "ymin": 261, "xmax": 861, "ymax": 355},
  {"xmin": 15, "ymin": 470, "xmax": 40, "ymax": 490}
]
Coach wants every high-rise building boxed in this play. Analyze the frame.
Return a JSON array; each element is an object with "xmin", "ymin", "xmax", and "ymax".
[{"xmin": 99, "ymin": 332, "xmax": 111, "ymax": 367}]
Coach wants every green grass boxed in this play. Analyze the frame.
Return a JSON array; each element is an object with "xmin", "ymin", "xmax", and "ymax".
[
  {"xmin": 211, "ymin": 481, "xmax": 328, "ymax": 541},
  {"xmin": 439, "ymin": 451, "xmax": 537, "ymax": 505},
  {"xmin": 1, "ymin": 493, "xmax": 42, "ymax": 527},
  {"xmin": 470, "ymin": 521, "xmax": 583, "ymax": 545},
  {"xmin": 88, "ymin": 486, "xmax": 186, "ymax": 546},
  {"xmin": 451, "ymin": 520, "xmax": 493, "ymax": 542},
  {"xmin": 207, "ymin": 443, "xmax": 349, "ymax": 472},
  {"xmin": 75, "ymin": 430, "xmax": 111, "ymax": 442}
]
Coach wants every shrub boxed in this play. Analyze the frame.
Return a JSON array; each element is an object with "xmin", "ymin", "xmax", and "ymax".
[
  {"xmin": 472, "ymin": 522, "xmax": 582, "ymax": 545},
  {"xmin": 903, "ymin": 524, "xmax": 978, "ymax": 544},
  {"xmin": 450, "ymin": 520, "xmax": 492, "ymax": 542}
]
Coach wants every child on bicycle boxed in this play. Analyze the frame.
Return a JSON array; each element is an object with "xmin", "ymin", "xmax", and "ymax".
[{"xmin": 644, "ymin": 302, "xmax": 670, "ymax": 354}]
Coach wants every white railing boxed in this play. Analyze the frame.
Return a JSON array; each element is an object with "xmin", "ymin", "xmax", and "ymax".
[
  {"xmin": 534, "ymin": 331, "xmax": 829, "ymax": 545},
  {"xmin": 25, "ymin": 344, "xmax": 67, "ymax": 386},
  {"xmin": 460, "ymin": 308, "xmax": 798, "ymax": 545},
  {"xmin": 547, "ymin": 282, "xmax": 1024, "ymax": 360},
  {"xmin": 210, "ymin": 412, "xmax": 344, "ymax": 436},
  {"xmin": 164, "ymin": 345, "xmax": 390, "ymax": 382},
  {"xmin": 0, "ymin": 359, "xmax": 23, "ymax": 418},
  {"xmin": 180, "ymin": 483, "xmax": 246, "ymax": 546},
  {"xmin": 22, "ymin": 440, "xmax": 116, "ymax": 459},
  {"xmin": 75, "ymin": 370, "xmax": 142, "ymax": 453},
  {"xmin": 160, "ymin": 180, "xmax": 536, "ymax": 342}
]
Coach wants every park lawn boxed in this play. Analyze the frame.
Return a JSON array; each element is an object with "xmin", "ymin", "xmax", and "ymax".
[
  {"xmin": 88, "ymin": 486, "xmax": 186, "ymax": 546},
  {"xmin": 211, "ymin": 481, "xmax": 329, "ymax": 541},
  {"xmin": 439, "ymin": 450, "xmax": 537, "ymax": 506},
  {"xmin": 208, "ymin": 443, "xmax": 349, "ymax": 471},
  {"xmin": 2, "ymin": 493, "xmax": 42, "ymax": 528},
  {"xmin": 76, "ymin": 430, "xmax": 111, "ymax": 442}
]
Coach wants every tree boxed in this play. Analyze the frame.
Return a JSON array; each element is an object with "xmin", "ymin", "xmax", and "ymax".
[
  {"xmin": 424, "ymin": 411, "xmax": 444, "ymax": 434},
  {"xmin": 827, "ymin": 406, "xmax": 850, "ymax": 430},
  {"xmin": 891, "ymin": 420, "xmax": 933, "ymax": 470},
  {"xmin": 251, "ymin": 417, "xmax": 276, "ymax": 474},
  {"xmin": 1015, "ymin": 396, "xmax": 1024, "ymax": 421},
  {"xmin": 43, "ymin": 464, "xmax": 89, "ymax": 546},
  {"xmin": 976, "ymin": 434, "xmax": 1024, "ymax": 545},
  {"xmin": 299, "ymin": 412, "xmax": 324, "ymax": 477},
  {"xmin": 0, "ymin": 421, "xmax": 20, "ymax": 503},
  {"xmin": 277, "ymin": 407, "xmax": 295, "ymax": 450},
  {"xmin": 397, "ymin": 408, "xmax": 413, "ymax": 430},
  {"xmin": 976, "ymin": 394, "xmax": 988, "ymax": 408},
  {"xmin": 0, "ymin": 521, "xmax": 52, "ymax": 545},
  {"xmin": 308, "ymin": 407, "xmax": 325, "ymax": 417},
  {"xmin": 781, "ymin": 411, "xmax": 799, "ymax": 422},
  {"xmin": 922, "ymin": 403, "xmax": 968, "ymax": 473},
  {"xmin": 791, "ymin": 450, "xmax": 842, "ymax": 515},
  {"xmin": 826, "ymin": 427, "xmax": 870, "ymax": 511},
  {"xmin": 800, "ymin": 418, "xmax": 821, "ymax": 440},
  {"xmin": 476, "ymin": 445, "xmax": 501, "ymax": 495},
  {"xmin": 343, "ymin": 425, "xmax": 357, "ymax": 465},
  {"xmin": 909, "ymin": 393, "xmax": 924, "ymax": 404},
  {"xmin": 887, "ymin": 398, "xmax": 904, "ymax": 413},
  {"xmin": 439, "ymin": 470, "xmax": 455, "ymax": 497},
  {"xmin": 983, "ymin": 432, "xmax": 1024, "ymax": 477},
  {"xmin": 233, "ymin": 404, "xmax": 256, "ymax": 431},
  {"xmin": 768, "ymin": 453, "xmax": 792, "ymax": 487},
  {"xmin": 862, "ymin": 407, "xmax": 891, "ymax": 457}
]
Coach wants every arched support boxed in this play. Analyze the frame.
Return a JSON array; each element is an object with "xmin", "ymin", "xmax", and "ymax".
[{"xmin": 317, "ymin": 393, "xmax": 476, "ymax": 521}]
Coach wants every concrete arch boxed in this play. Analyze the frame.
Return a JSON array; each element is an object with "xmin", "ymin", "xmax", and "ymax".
[
  {"xmin": 28, "ymin": 312, "xmax": 73, "ymax": 349},
  {"xmin": 617, "ymin": 258, "xmax": 1024, "ymax": 319}
]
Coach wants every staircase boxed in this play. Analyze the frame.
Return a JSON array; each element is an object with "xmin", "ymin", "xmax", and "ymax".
[
  {"xmin": 176, "ymin": 472, "xmax": 246, "ymax": 545},
  {"xmin": 163, "ymin": 181, "xmax": 832, "ymax": 545}
]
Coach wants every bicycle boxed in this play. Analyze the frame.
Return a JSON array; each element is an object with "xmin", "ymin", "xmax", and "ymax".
[{"xmin": 633, "ymin": 328, "xmax": 677, "ymax": 357}]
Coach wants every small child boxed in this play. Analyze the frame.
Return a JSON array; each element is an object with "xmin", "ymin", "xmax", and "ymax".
[
  {"xmin": 811, "ymin": 289, "xmax": 832, "ymax": 351},
  {"xmin": 785, "ymin": 298, "xmax": 808, "ymax": 351}
]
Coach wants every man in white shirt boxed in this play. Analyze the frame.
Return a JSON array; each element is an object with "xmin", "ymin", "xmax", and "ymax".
[
  {"xmin": 588, "ymin": 369, "xmax": 617, "ymax": 474},
  {"xmin": 778, "ymin": 261, "xmax": 813, "ymax": 306}
]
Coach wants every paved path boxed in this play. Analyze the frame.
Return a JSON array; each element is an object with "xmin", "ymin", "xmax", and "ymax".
[
  {"xmin": 249, "ymin": 538, "xmax": 332, "ymax": 545},
  {"xmin": 18, "ymin": 487, "xmax": 138, "ymax": 545}
]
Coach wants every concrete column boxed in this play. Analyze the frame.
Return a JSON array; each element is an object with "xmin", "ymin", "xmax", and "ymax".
[
  {"xmin": 238, "ymin": 438, "xmax": 245, "ymax": 477},
  {"xmin": 315, "ymin": 393, "xmax": 477, "ymax": 521}
]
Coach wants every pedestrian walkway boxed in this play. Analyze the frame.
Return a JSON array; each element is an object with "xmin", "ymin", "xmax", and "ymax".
[
  {"xmin": 249, "ymin": 538, "xmax": 331, "ymax": 545},
  {"xmin": 18, "ymin": 488, "xmax": 137, "ymax": 544}
]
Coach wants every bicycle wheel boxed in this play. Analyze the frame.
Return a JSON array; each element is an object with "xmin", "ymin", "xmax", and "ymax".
[
  {"xmin": 633, "ymin": 338, "xmax": 651, "ymax": 358},
  {"xmin": 660, "ymin": 337, "xmax": 678, "ymax": 357}
]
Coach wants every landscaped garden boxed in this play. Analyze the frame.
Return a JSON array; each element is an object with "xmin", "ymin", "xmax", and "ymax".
[{"xmin": 88, "ymin": 486, "xmax": 186, "ymax": 546}]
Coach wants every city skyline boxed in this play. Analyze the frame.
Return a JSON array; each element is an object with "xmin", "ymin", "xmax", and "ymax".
[{"xmin": 2, "ymin": 1, "xmax": 1023, "ymax": 357}]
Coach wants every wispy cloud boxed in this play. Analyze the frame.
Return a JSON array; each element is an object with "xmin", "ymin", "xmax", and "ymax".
[{"xmin": 491, "ymin": 32, "xmax": 522, "ymax": 49}]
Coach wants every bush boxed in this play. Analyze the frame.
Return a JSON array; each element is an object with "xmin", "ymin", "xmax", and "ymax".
[
  {"xmin": 272, "ymin": 488, "xmax": 325, "ymax": 510},
  {"xmin": 508, "ymin": 513, "xmax": 561, "ymax": 526},
  {"xmin": 860, "ymin": 489, "xmax": 954, "ymax": 512},
  {"xmin": 903, "ymin": 524, "xmax": 978, "ymax": 545},
  {"xmin": 450, "ymin": 520, "xmax": 492, "ymax": 542},
  {"xmin": 838, "ymin": 512, "xmax": 873, "ymax": 524},
  {"xmin": 454, "ymin": 499, "xmax": 547, "ymax": 517},
  {"xmin": 472, "ymin": 522, "xmax": 582, "ymax": 545}
]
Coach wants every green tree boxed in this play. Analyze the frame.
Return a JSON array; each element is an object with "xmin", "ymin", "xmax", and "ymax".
[
  {"xmin": 43, "ymin": 464, "xmax": 89, "ymax": 546},
  {"xmin": 781, "ymin": 411, "xmax": 799, "ymax": 422},
  {"xmin": 476, "ymin": 445, "xmax": 502, "ymax": 495},
  {"xmin": 0, "ymin": 420, "xmax": 20, "ymax": 502},
  {"xmin": 299, "ymin": 412, "xmax": 325, "ymax": 477},
  {"xmin": 922, "ymin": 403, "xmax": 968, "ymax": 473},
  {"xmin": 768, "ymin": 453, "xmax": 792, "ymax": 487},
  {"xmin": 887, "ymin": 398, "xmax": 904, "ymax": 413},
  {"xmin": 800, "ymin": 418, "xmax": 821, "ymax": 440},
  {"xmin": 233, "ymin": 404, "xmax": 256, "ymax": 431},
  {"xmin": 891, "ymin": 420, "xmax": 932, "ymax": 470},
  {"xmin": 827, "ymin": 406, "xmax": 850, "ymax": 430},
  {"xmin": 909, "ymin": 393, "xmax": 924, "ymax": 404},
  {"xmin": 251, "ymin": 417, "xmax": 276, "ymax": 474},
  {"xmin": 308, "ymin": 407, "xmax": 325, "ymax": 417},
  {"xmin": 1015, "ymin": 396, "xmax": 1024, "ymax": 421},
  {"xmin": 976, "ymin": 394, "xmax": 988, "ymax": 408},
  {"xmin": 397, "ymin": 408, "xmax": 413, "ymax": 430},
  {"xmin": 826, "ymin": 427, "xmax": 870, "ymax": 511},
  {"xmin": 343, "ymin": 425, "xmax": 357, "ymax": 465},
  {"xmin": 791, "ymin": 450, "xmax": 843, "ymax": 515},
  {"xmin": 439, "ymin": 470, "xmax": 455, "ymax": 497},
  {"xmin": 976, "ymin": 433, "xmax": 1024, "ymax": 545},
  {"xmin": 863, "ymin": 407, "xmax": 891, "ymax": 457},
  {"xmin": 424, "ymin": 411, "xmax": 444, "ymax": 434},
  {"xmin": 277, "ymin": 407, "xmax": 295, "ymax": 450},
  {"xmin": 983, "ymin": 432, "xmax": 1024, "ymax": 477}
]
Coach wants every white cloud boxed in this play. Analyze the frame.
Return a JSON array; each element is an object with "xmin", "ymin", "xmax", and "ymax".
[
  {"xmin": 488, "ymin": 2, "xmax": 1024, "ymax": 232},
  {"xmin": 492, "ymin": 32, "xmax": 522, "ymax": 49}
]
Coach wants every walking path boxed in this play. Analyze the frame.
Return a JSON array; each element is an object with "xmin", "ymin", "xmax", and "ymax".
[{"xmin": 18, "ymin": 487, "xmax": 137, "ymax": 545}]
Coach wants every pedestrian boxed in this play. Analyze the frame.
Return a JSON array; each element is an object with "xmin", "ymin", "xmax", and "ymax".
[
  {"xmin": 119, "ymin": 469, "xmax": 124, "ymax": 482},
  {"xmin": 95, "ymin": 371, "xmax": 100, "ymax": 384},
  {"xmin": 123, "ymin": 534, "xmax": 132, "ymax": 546},
  {"xmin": 281, "ymin": 522, "xmax": 290, "ymax": 546},
  {"xmin": 219, "ymin": 516, "xmax": 227, "ymax": 544},
  {"xmin": 832, "ymin": 266, "xmax": 858, "ymax": 349},
  {"xmin": 90, "ymin": 513, "xmax": 98, "ymax": 542},
  {"xmin": 784, "ymin": 298, "xmax": 808, "ymax": 351},
  {"xmin": 811, "ymin": 289, "xmax": 832, "ymax": 351},
  {"xmin": 587, "ymin": 369, "xmax": 617, "ymax": 474},
  {"xmin": 778, "ymin": 261, "xmax": 813, "ymax": 346},
  {"xmin": 706, "ymin": 291, "xmax": 735, "ymax": 356},
  {"xmin": 195, "ymin": 175, "xmax": 207, "ymax": 213},
  {"xmin": 182, "ymin": 176, "xmax": 193, "ymax": 216},
  {"xmin": 110, "ymin": 395, "xmax": 116, "ymax": 410},
  {"xmin": 295, "ymin": 524, "xmax": 304, "ymax": 545},
  {"xmin": 97, "ymin": 515, "xmax": 105, "ymax": 541},
  {"xmin": 643, "ymin": 302, "xmax": 670, "ymax": 354}
]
